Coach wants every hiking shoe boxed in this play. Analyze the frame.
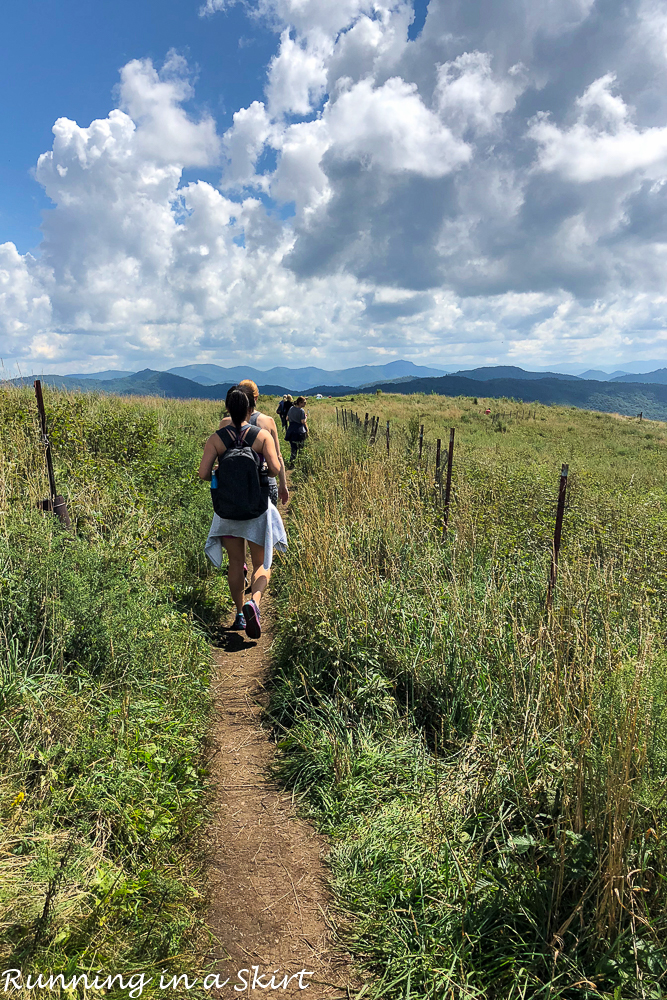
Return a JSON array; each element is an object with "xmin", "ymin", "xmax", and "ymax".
[
  {"xmin": 243, "ymin": 600, "xmax": 261, "ymax": 639},
  {"xmin": 230, "ymin": 612, "xmax": 246, "ymax": 631}
]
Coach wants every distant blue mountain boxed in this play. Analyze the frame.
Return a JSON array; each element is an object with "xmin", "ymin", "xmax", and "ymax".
[
  {"xmin": 611, "ymin": 368, "xmax": 667, "ymax": 384},
  {"xmin": 68, "ymin": 370, "xmax": 134, "ymax": 380},
  {"xmin": 167, "ymin": 359, "xmax": 452, "ymax": 388},
  {"xmin": 452, "ymin": 366, "xmax": 581, "ymax": 382},
  {"xmin": 579, "ymin": 370, "xmax": 629, "ymax": 381}
]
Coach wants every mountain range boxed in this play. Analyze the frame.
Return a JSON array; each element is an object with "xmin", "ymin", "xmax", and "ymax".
[
  {"xmin": 58, "ymin": 359, "xmax": 667, "ymax": 388},
  {"xmin": 70, "ymin": 359, "xmax": 456, "ymax": 387},
  {"xmin": 7, "ymin": 361, "xmax": 667, "ymax": 421}
]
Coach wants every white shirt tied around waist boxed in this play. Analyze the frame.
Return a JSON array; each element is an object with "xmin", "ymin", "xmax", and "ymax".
[{"xmin": 205, "ymin": 503, "xmax": 287, "ymax": 570}]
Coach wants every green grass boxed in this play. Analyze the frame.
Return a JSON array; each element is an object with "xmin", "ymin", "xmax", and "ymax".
[
  {"xmin": 0, "ymin": 386, "xmax": 231, "ymax": 995},
  {"xmin": 269, "ymin": 396, "xmax": 667, "ymax": 999},
  {"xmin": 5, "ymin": 385, "xmax": 667, "ymax": 998}
]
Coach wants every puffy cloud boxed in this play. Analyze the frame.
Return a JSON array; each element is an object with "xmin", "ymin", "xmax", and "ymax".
[
  {"xmin": 326, "ymin": 76, "xmax": 470, "ymax": 176},
  {"xmin": 118, "ymin": 53, "xmax": 220, "ymax": 168},
  {"xmin": 0, "ymin": 243, "xmax": 52, "ymax": 361},
  {"xmin": 222, "ymin": 101, "xmax": 273, "ymax": 188},
  {"xmin": 266, "ymin": 29, "xmax": 331, "ymax": 116},
  {"xmin": 529, "ymin": 74, "xmax": 667, "ymax": 181},
  {"xmin": 435, "ymin": 52, "xmax": 525, "ymax": 136}
]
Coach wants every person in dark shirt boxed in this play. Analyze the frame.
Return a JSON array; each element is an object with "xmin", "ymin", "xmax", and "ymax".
[
  {"xmin": 285, "ymin": 396, "xmax": 308, "ymax": 466},
  {"xmin": 276, "ymin": 394, "xmax": 291, "ymax": 431}
]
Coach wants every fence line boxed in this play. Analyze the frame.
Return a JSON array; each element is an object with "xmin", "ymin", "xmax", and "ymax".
[{"xmin": 335, "ymin": 404, "xmax": 569, "ymax": 602}]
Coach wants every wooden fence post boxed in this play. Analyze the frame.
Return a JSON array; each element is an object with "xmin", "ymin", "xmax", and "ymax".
[
  {"xmin": 386, "ymin": 420, "xmax": 390, "ymax": 455},
  {"xmin": 435, "ymin": 438, "xmax": 441, "ymax": 487},
  {"xmin": 443, "ymin": 428, "xmax": 455, "ymax": 536},
  {"xmin": 547, "ymin": 463, "xmax": 569, "ymax": 607},
  {"xmin": 418, "ymin": 424, "xmax": 424, "ymax": 464},
  {"xmin": 34, "ymin": 380, "xmax": 71, "ymax": 528},
  {"xmin": 364, "ymin": 412, "xmax": 369, "ymax": 434}
]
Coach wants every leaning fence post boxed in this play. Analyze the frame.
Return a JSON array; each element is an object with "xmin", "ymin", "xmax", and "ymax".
[
  {"xmin": 443, "ymin": 428, "xmax": 455, "ymax": 536},
  {"xmin": 34, "ymin": 380, "xmax": 71, "ymax": 528},
  {"xmin": 547, "ymin": 464, "xmax": 569, "ymax": 607},
  {"xmin": 386, "ymin": 420, "xmax": 390, "ymax": 455}
]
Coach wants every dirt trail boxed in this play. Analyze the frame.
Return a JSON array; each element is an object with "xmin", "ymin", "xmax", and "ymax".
[{"xmin": 206, "ymin": 507, "xmax": 352, "ymax": 998}]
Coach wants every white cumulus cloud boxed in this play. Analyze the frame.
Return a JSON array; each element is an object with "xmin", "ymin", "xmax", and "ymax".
[{"xmin": 530, "ymin": 74, "xmax": 667, "ymax": 181}]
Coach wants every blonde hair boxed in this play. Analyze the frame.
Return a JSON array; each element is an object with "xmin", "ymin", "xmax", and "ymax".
[{"xmin": 238, "ymin": 378, "xmax": 259, "ymax": 401}]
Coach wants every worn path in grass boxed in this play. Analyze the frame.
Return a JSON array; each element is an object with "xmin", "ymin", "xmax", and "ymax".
[{"xmin": 206, "ymin": 486, "xmax": 351, "ymax": 999}]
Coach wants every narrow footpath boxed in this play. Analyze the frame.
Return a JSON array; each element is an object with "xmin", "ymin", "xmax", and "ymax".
[{"xmin": 205, "ymin": 495, "xmax": 352, "ymax": 997}]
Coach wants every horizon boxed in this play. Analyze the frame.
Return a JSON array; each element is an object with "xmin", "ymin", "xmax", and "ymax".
[{"xmin": 7, "ymin": 357, "xmax": 667, "ymax": 381}]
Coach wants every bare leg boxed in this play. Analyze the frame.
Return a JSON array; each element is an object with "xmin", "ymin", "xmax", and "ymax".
[
  {"xmin": 222, "ymin": 536, "xmax": 246, "ymax": 611},
  {"xmin": 247, "ymin": 540, "xmax": 270, "ymax": 607}
]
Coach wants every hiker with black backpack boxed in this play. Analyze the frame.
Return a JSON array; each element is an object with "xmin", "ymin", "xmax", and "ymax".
[
  {"xmin": 199, "ymin": 386, "xmax": 287, "ymax": 637},
  {"xmin": 218, "ymin": 379, "xmax": 289, "ymax": 506}
]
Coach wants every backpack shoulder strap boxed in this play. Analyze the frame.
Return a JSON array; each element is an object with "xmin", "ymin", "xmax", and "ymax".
[
  {"xmin": 244, "ymin": 424, "xmax": 262, "ymax": 448},
  {"xmin": 216, "ymin": 424, "xmax": 259, "ymax": 450},
  {"xmin": 216, "ymin": 426, "xmax": 238, "ymax": 449}
]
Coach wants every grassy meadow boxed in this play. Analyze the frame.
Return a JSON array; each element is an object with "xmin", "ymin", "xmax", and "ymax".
[
  {"xmin": 0, "ymin": 386, "xmax": 229, "ymax": 995},
  {"xmin": 271, "ymin": 392, "xmax": 667, "ymax": 999},
  {"xmin": 3, "ymin": 382, "xmax": 667, "ymax": 999}
]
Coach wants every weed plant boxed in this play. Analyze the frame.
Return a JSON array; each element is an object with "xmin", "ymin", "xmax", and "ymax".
[
  {"xmin": 0, "ymin": 386, "xmax": 229, "ymax": 995},
  {"xmin": 271, "ymin": 396, "xmax": 667, "ymax": 999}
]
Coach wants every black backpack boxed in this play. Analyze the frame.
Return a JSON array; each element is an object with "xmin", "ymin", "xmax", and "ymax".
[{"xmin": 211, "ymin": 425, "xmax": 269, "ymax": 521}]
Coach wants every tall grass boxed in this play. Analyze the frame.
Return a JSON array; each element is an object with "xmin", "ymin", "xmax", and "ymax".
[
  {"xmin": 270, "ymin": 398, "xmax": 667, "ymax": 998},
  {"xmin": 0, "ymin": 386, "xmax": 230, "ymax": 994}
]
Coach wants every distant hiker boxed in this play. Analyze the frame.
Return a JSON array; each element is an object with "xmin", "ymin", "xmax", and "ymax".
[
  {"xmin": 286, "ymin": 396, "xmax": 308, "ymax": 466},
  {"xmin": 280, "ymin": 394, "xmax": 294, "ymax": 435},
  {"xmin": 219, "ymin": 379, "xmax": 289, "ymax": 506},
  {"xmin": 199, "ymin": 386, "xmax": 287, "ymax": 637},
  {"xmin": 276, "ymin": 394, "xmax": 290, "ymax": 431}
]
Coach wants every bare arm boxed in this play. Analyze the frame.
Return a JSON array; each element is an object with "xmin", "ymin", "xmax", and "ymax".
[
  {"xmin": 263, "ymin": 415, "xmax": 289, "ymax": 502},
  {"xmin": 198, "ymin": 434, "xmax": 222, "ymax": 480},
  {"xmin": 256, "ymin": 429, "xmax": 281, "ymax": 477}
]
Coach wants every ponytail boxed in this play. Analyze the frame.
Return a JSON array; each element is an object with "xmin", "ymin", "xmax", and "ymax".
[{"xmin": 225, "ymin": 386, "xmax": 250, "ymax": 429}]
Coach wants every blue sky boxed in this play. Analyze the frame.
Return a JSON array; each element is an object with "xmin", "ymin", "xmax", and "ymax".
[
  {"xmin": 1, "ymin": 0, "xmax": 667, "ymax": 374},
  {"xmin": 1, "ymin": 0, "xmax": 277, "ymax": 252}
]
